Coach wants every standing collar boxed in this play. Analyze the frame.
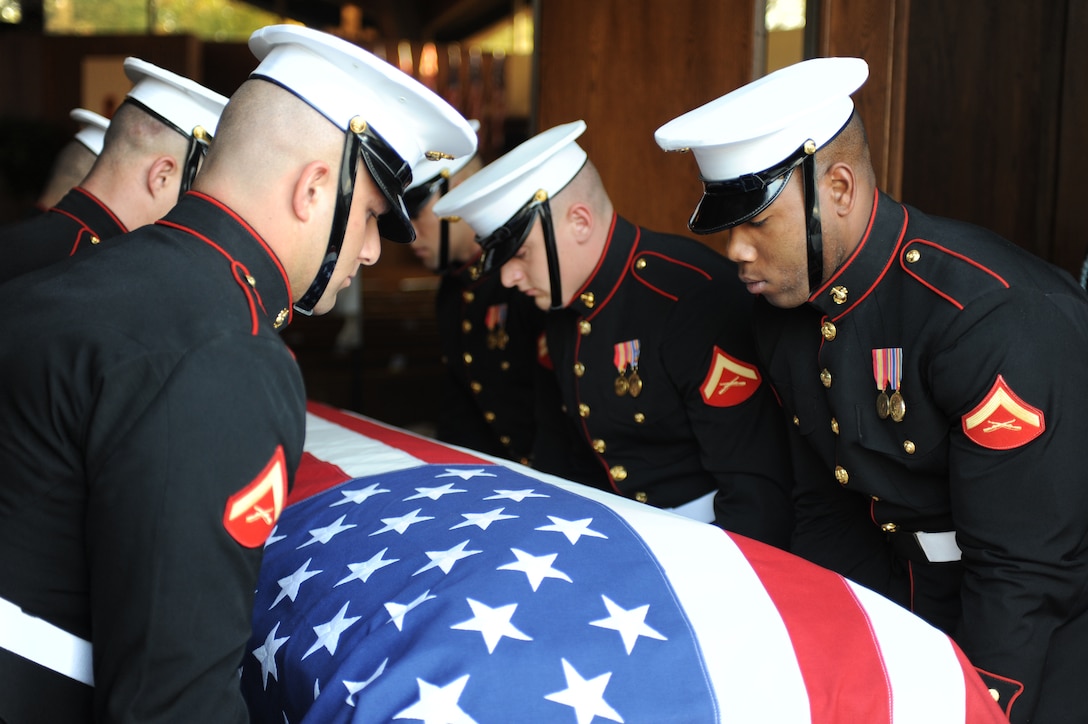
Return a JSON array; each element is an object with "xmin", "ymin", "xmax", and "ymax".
[
  {"xmin": 156, "ymin": 191, "xmax": 295, "ymax": 328},
  {"xmin": 808, "ymin": 190, "xmax": 908, "ymax": 320},
  {"xmin": 567, "ymin": 213, "xmax": 638, "ymax": 317},
  {"xmin": 52, "ymin": 187, "xmax": 128, "ymax": 239}
]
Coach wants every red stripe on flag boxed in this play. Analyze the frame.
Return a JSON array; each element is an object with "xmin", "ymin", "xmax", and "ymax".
[
  {"xmin": 730, "ymin": 534, "xmax": 893, "ymax": 724},
  {"xmin": 306, "ymin": 401, "xmax": 489, "ymax": 465},
  {"xmin": 288, "ymin": 452, "xmax": 351, "ymax": 506}
]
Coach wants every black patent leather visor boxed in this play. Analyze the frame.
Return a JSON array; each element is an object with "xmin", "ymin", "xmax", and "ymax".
[
  {"xmin": 689, "ymin": 141, "xmax": 810, "ymax": 235},
  {"xmin": 356, "ymin": 122, "xmax": 415, "ymax": 243},
  {"xmin": 478, "ymin": 194, "xmax": 544, "ymax": 275},
  {"xmin": 403, "ymin": 173, "xmax": 447, "ymax": 220}
]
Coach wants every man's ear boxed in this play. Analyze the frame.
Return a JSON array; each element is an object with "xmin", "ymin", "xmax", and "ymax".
[
  {"xmin": 146, "ymin": 155, "xmax": 179, "ymax": 197},
  {"xmin": 825, "ymin": 162, "xmax": 857, "ymax": 218},
  {"xmin": 566, "ymin": 201, "xmax": 594, "ymax": 244},
  {"xmin": 291, "ymin": 160, "xmax": 332, "ymax": 222}
]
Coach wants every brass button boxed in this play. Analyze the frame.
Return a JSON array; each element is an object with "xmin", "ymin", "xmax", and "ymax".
[
  {"xmin": 578, "ymin": 403, "xmax": 590, "ymax": 418},
  {"xmin": 90, "ymin": 235, "xmax": 101, "ymax": 245},
  {"xmin": 903, "ymin": 440, "xmax": 916, "ymax": 454},
  {"xmin": 830, "ymin": 417, "xmax": 839, "ymax": 435},
  {"xmin": 792, "ymin": 415, "xmax": 800, "ymax": 426},
  {"xmin": 634, "ymin": 491, "xmax": 648, "ymax": 503},
  {"xmin": 470, "ymin": 381, "xmax": 482, "ymax": 393},
  {"xmin": 871, "ymin": 495, "xmax": 880, "ymax": 501},
  {"xmin": 820, "ymin": 369, "xmax": 832, "ymax": 388},
  {"xmin": 463, "ymin": 352, "xmax": 473, "ymax": 365},
  {"xmin": 462, "ymin": 290, "xmax": 475, "ymax": 303},
  {"xmin": 906, "ymin": 249, "xmax": 921, "ymax": 264},
  {"xmin": 881, "ymin": 522, "xmax": 899, "ymax": 533},
  {"xmin": 830, "ymin": 285, "xmax": 848, "ymax": 305},
  {"xmin": 484, "ymin": 411, "xmax": 496, "ymax": 422},
  {"xmin": 245, "ymin": 274, "xmax": 256, "ymax": 287},
  {"xmin": 821, "ymin": 321, "xmax": 837, "ymax": 340},
  {"xmin": 499, "ymin": 435, "xmax": 511, "ymax": 446},
  {"xmin": 500, "ymin": 361, "xmax": 510, "ymax": 371},
  {"xmin": 274, "ymin": 308, "xmax": 289, "ymax": 328},
  {"xmin": 610, "ymin": 465, "xmax": 628, "ymax": 481},
  {"xmin": 578, "ymin": 320, "xmax": 592, "ymax": 336},
  {"xmin": 834, "ymin": 465, "xmax": 849, "ymax": 485},
  {"xmin": 580, "ymin": 291, "xmax": 595, "ymax": 308},
  {"xmin": 635, "ymin": 258, "xmax": 647, "ymax": 270},
  {"xmin": 462, "ymin": 320, "xmax": 472, "ymax": 333},
  {"xmin": 573, "ymin": 362, "xmax": 585, "ymax": 377},
  {"xmin": 591, "ymin": 439, "xmax": 606, "ymax": 453},
  {"xmin": 633, "ymin": 412, "xmax": 645, "ymax": 423}
]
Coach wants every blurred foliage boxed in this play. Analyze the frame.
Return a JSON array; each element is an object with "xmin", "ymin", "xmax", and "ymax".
[{"xmin": 44, "ymin": 0, "xmax": 283, "ymax": 41}]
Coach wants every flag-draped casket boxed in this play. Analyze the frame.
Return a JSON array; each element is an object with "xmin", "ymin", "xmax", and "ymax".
[{"xmin": 240, "ymin": 402, "xmax": 1005, "ymax": 723}]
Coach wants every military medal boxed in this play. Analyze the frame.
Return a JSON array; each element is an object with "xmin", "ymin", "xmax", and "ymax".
[
  {"xmin": 872, "ymin": 347, "xmax": 905, "ymax": 422},
  {"xmin": 485, "ymin": 304, "xmax": 509, "ymax": 350},
  {"xmin": 613, "ymin": 339, "xmax": 641, "ymax": 398}
]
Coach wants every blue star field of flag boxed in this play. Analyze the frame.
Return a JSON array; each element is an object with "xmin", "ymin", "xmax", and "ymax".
[{"xmin": 240, "ymin": 464, "xmax": 720, "ymax": 723}]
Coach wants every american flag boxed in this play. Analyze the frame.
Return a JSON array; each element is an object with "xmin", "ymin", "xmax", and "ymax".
[{"xmin": 240, "ymin": 402, "xmax": 1005, "ymax": 723}]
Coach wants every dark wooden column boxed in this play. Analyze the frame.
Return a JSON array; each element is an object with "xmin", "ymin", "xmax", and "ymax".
[{"xmin": 535, "ymin": 0, "xmax": 760, "ymax": 250}]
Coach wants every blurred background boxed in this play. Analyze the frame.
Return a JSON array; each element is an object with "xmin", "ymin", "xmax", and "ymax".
[{"xmin": 1, "ymin": 0, "xmax": 1085, "ymax": 432}]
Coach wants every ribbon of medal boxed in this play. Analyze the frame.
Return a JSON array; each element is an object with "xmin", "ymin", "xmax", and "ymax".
[
  {"xmin": 613, "ymin": 339, "xmax": 642, "ymax": 397},
  {"xmin": 872, "ymin": 347, "xmax": 905, "ymax": 422},
  {"xmin": 485, "ymin": 303, "xmax": 509, "ymax": 350}
]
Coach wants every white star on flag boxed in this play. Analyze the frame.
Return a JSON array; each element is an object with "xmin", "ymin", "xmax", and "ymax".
[
  {"xmin": 251, "ymin": 622, "xmax": 289, "ymax": 689},
  {"xmin": 264, "ymin": 525, "xmax": 286, "ymax": 548},
  {"xmin": 385, "ymin": 590, "xmax": 438, "ymax": 631},
  {"xmin": 450, "ymin": 598, "xmax": 533, "ymax": 653},
  {"xmin": 302, "ymin": 602, "xmax": 361, "ymax": 660},
  {"xmin": 413, "ymin": 540, "xmax": 482, "ymax": 576},
  {"xmin": 330, "ymin": 482, "xmax": 391, "ymax": 507},
  {"xmin": 335, "ymin": 547, "xmax": 399, "ymax": 587},
  {"xmin": 271, "ymin": 557, "xmax": 323, "ymax": 608},
  {"xmin": 536, "ymin": 516, "xmax": 609, "ymax": 545},
  {"xmin": 403, "ymin": 482, "xmax": 468, "ymax": 501},
  {"xmin": 393, "ymin": 675, "xmax": 477, "ymax": 724},
  {"xmin": 297, "ymin": 514, "xmax": 356, "ymax": 548},
  {"xmin": 435, "ymin": 468, "xmax": 497, "ymax": 480},
  {"xmin": 484, "ymin": 488, "xmax": 549, "ymax": 502},
  {"xmin": 497, "ymin": 548, "xmax": 572, "ymax": 591},
  {"xmin": 450, "ymin": 507, "xmax": 518, "ymax": 531},
  {"xmin": 369, "ymin": 508, "xmax": 435, "ymax": 536},
  {"xmin": 544, "ymin": 658, "xmax": 624, "ymax": 724},
  {"xmin": 344, "ymin": 658, "xmax": 387, "ymax": 706},
  {"xmin": 590, "ymin": 595, "xmax": 667, "ymax": 654}
]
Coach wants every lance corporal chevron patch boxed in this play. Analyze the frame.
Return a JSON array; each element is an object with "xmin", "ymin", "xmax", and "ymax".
[{"xmin": 961, "ymin": 375, "xmax": 1045, "ymax": 450}]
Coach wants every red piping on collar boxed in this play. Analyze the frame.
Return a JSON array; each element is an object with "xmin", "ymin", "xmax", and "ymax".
[
  {"xmin": 183, "ymin": 191, "xmax": 294, "ymax": 310},
  {"xmin": 71, "ymin": 186, "xmax": 129, "ymax": 232},
  {"xmin": 575, "ymin": 213, "xmax": 638, "ymax": 319}
]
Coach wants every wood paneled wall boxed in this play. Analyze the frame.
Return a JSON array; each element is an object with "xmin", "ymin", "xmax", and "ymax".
[
  {"xmin": 535, "ymin": 0, "xmax": 760, "ymax": 252},
  {"xmin": 899, "ymin": 0, "xmax": 1086, "ymax": 275}
]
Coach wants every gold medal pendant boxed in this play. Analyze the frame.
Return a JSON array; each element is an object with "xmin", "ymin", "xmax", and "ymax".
[
  {"xmin": 496, "ymin": 329, "xmax": 509, "ymax": 350},
  {"xmin": 486, "ymin": 331, "xmax": 498, "ymax": 350},
  {"xmin": 876, "ymin": 390, "xmax": 890, "ymax": 419},
  {"xmin": 614, "ymin": 374, "xmax": 629, "ymax": 396},
  {"xmin": 628, "ymin": 370, "xmax": 643, "ymax": 398},
  {"xmin": 889, "ymin": 390, "xmax": 906, "ymax": 422}
]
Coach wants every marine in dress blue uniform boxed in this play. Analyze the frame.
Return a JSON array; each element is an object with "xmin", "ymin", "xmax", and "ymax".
[
  {"xmin": 0, "ymin": 25, "xmax": 476, "ymax": 724},
  {"xmin": 657, "ymin": 56, "xmax": 1088, "ymax": 723},
  {"xmin": 434, "ymin": 121, "xmax": 793, "ymax": 546},
  {"xmin": 405, "ymin": 139, "xmax": 546, "ymax": 464},
  {"xmin": 0, "ymin": 60, "xmax": 227, "ymax": 285}
]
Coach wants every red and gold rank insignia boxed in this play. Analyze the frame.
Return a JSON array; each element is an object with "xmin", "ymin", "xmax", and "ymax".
[
  {"xmin": 961, "ymin": 375, "xmax": 1045, "ymax": 450},
  {"xmin": 223, "ymin": 445, "xmax": 288, "ymax": 547},
  {"xmin": 700, "ymin": 346, "xmax": 762, "ymax": 407}
]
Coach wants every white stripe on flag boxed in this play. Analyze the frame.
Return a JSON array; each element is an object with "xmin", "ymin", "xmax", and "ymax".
[
  {"xmin": 303, "ymin": 412, "xmax": 425, "ymax": 478},
  {"xmin": 850, "ymin": 582, "xmax": 967, "ymax": 723}
]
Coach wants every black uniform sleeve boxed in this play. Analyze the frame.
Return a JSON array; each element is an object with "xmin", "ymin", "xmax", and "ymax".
[
  {"xmin": 661, "ymin": 282, "xmax": 794, "ymax": 547},
  {"xmin": 930, "ymin": 289, "xmax": 1088, "ymax": 722},
  {"xmin": 85, "ymin": 335, "xmax": 305, "ymax": 722}
]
